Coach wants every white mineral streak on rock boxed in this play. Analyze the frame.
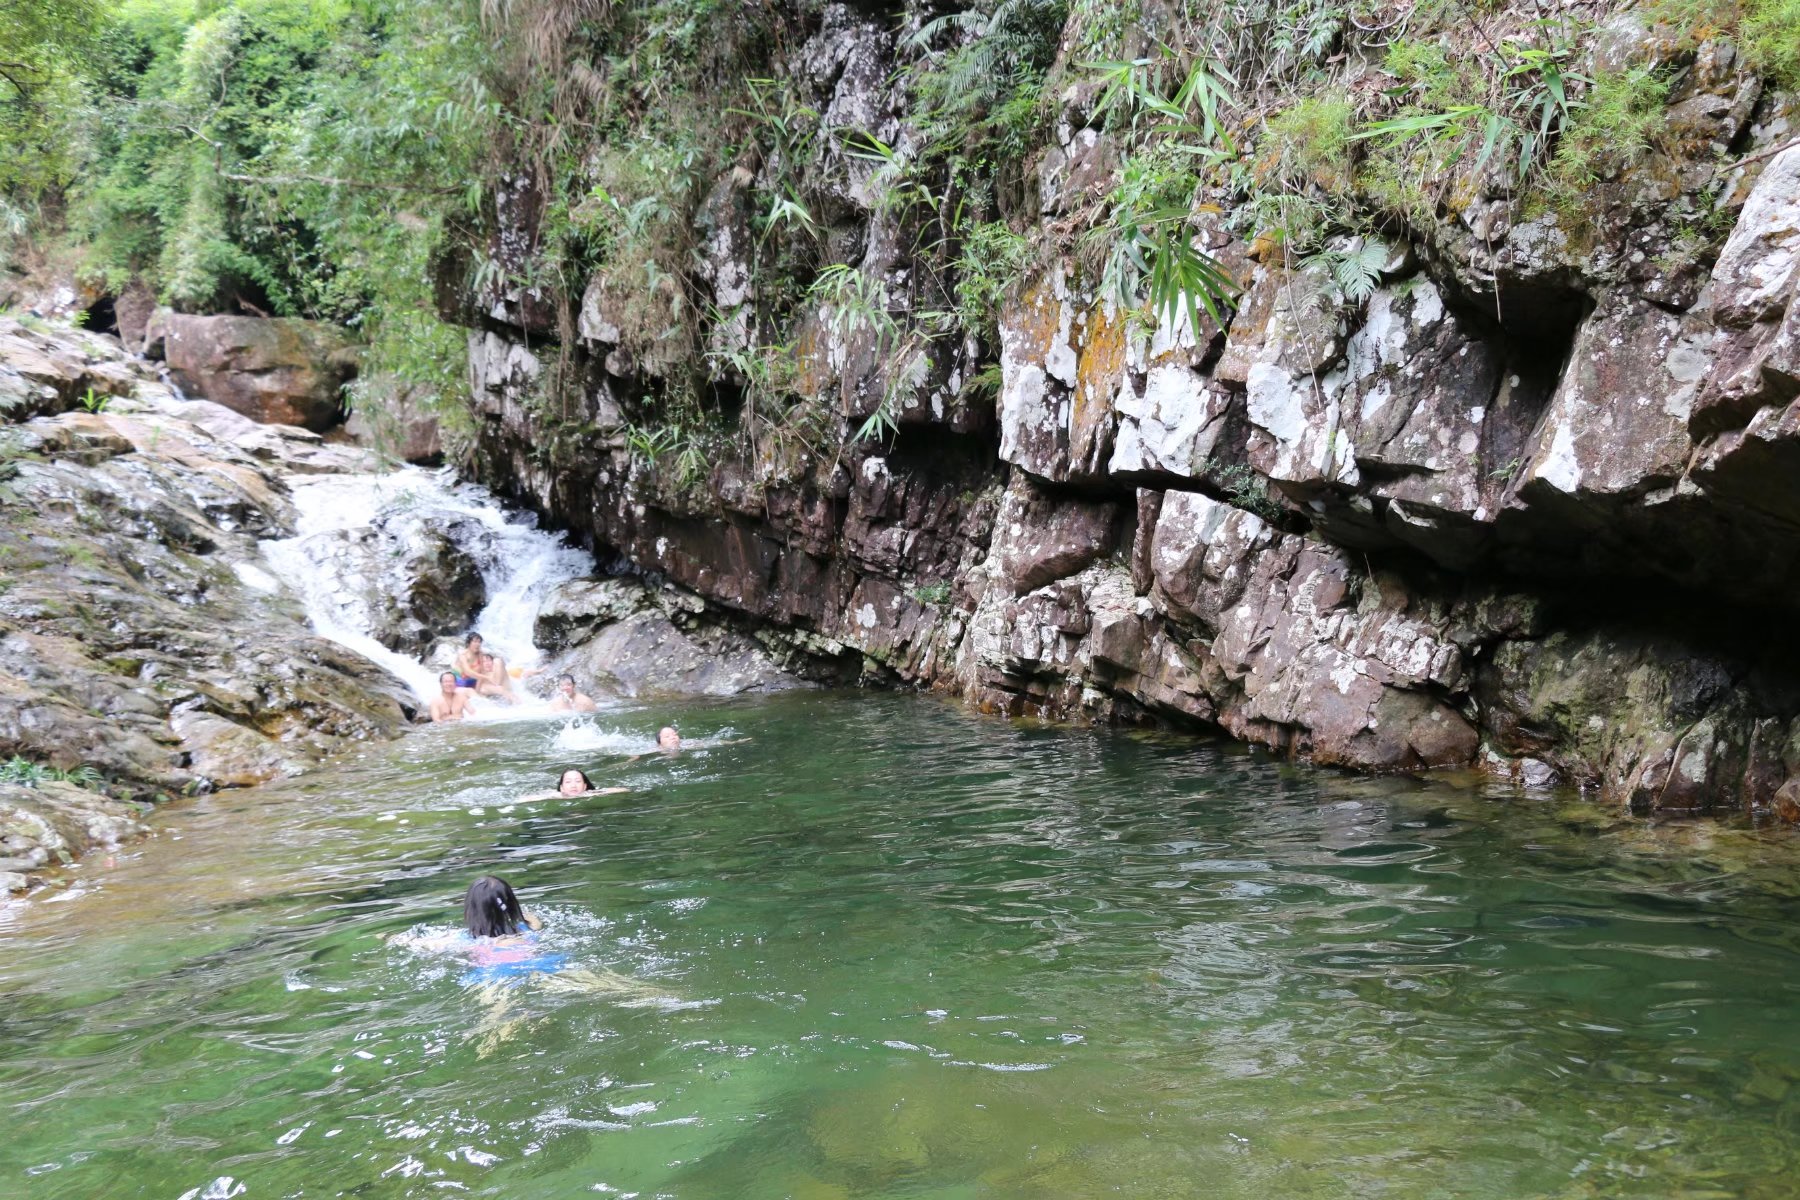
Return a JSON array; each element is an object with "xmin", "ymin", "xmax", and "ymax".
[
  {"xmin": 1711, "ymin": 144, "xmax": 1800, "ymax": 325},
  {"xmin": 1532, "ymin": 418, "xmax": 1584, "ymax": 494}
]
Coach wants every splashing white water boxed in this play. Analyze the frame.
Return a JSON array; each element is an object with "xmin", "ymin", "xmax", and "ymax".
[
  {"xmin": 550, "ymin": 719, "xmax": 657, "ymax": 757},
  {"xmin": 261, "ymin": 468, "xmax": 593, "ymax": 709}
]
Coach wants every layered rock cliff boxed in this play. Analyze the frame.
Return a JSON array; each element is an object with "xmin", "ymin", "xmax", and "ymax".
[{"xmin": 450, "ymin": 3, "xmax": 1800, "ymax": 818}]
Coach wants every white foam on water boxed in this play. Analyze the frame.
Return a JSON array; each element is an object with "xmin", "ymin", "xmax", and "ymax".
[
  {"xmin": 260, "ymin": 468, "xmax": 593, "ymax": 708},
  {"xmin": 550, "ymin": 719, "xmax": 658, "ymax": 757}
]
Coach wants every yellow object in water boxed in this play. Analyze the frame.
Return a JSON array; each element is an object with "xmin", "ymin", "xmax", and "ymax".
[{"xmin": 509, "ymin": 666, "xmax": 523, "ymax": 678}]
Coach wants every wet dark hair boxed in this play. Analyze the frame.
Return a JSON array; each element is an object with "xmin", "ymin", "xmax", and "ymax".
[
  {"xmin": 464, "ymin": 632, "xmax": 483, "ymax": 647},
  {"xmin": 439, "ymin": 671, "xmax": 457, "ymax": 684},
  {"xmin": 463, "ymin": 875, "xmax": 525, "ymax": 938},
  {"xmin": 558, "ymin": 673, "xmax": 576, "ymax": 687},
  {"xmin": 558, "ymin": 768, "xmax": 593, "ymax": 791}
]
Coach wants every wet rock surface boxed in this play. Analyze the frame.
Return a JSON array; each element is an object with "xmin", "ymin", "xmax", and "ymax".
[
  {"xmin": 0, "ymin": 324, "xmax": 417, "ymax": 892},
  {"xmin": 536, "ymin": 576, "xmax": 804, "ymax": 700},
  {"xmin": 280, "ymin": 507, "xmax": 490, "ymax": 656},
  {"xmin": 0, "ymin": 782, "xmax": 148, "ymax": 895}
]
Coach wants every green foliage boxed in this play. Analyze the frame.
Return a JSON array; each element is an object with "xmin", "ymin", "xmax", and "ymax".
[
  {"xmin": 811, "ymin": 264, "xmax": 900, "ymax": 354},
  {"xmin": 730, "ymin": 77, "xmax": 821, "ymax": 245},
  {"xmin": 953, "ymin": 220, "xmax": 1029, "ymax": 336},
  {"xmin": 1180, "ymin": 0, "xmax": 1345, "ymax": 90},
  {"xmin": 1211, "ymin": 461, "xmax": 1284, "ymax": 523},
  {"xmin": 0, "ymin": 756, "xmax": 103, "ymax": 789},
  {"xmin": 906, "ymin": 0, "xmax": 1068, "ymax": 175},
  {"xmin": 622, "ymin": 416, "xmax": 717, "ymax": 490},
  {"xmin": 78, "ymin": 387, "xmax": 110, "ymax": 414},
  {"xmin": 1302, "ymin": 236, "xmax": 1389, "ymax": 304},
  {"xmin": 74, "ymin": 0, "xmax": 363, "ymax": 314},
  {"xmin": 0, "ymin": 0, "xmax": 107, "ymax": 202},
  {"xmin": 1069, "ymin": 0, "xmax": 1141, "ymax": 60},
  {"xmin": 1743, "ymin": 0, "xmax": 1800, "ymax": 86},
  {"xmin": 1082, "ymin": 56, "xmax": 1240, "ymax": 339},
  {"xmin": 1541, "ymin": 63, "xmax": 1669, "ymax": 205},
  {"xmin": 1645, "ymin": 0, "xmax": 1800, "ymax": 85},
  {"xmin": 44, "ymin": 0, "xmax": 496, "ymax": 411},
  {"xmin": 910, "ymin": 580, "xmax": 952, "ymax": 606},
  {"xmin": 1265, "ymin": 93, "xmax": 1354, "ymax": 187},
  {"xmin": 1347, "ymin": 19, "xmax": 1612, "ymax": 227},
  {"xmin": 568, "ymin": 135, "xmax": 708, "ymax": 357}
]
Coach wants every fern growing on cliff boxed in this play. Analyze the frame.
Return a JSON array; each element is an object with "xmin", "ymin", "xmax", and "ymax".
[{"xmin": 1084, "ymin": 55, "xmax": 1242, "ymax": 338}]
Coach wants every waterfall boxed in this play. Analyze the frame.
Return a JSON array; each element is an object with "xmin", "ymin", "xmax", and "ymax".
[{"xmin": 260, "ymin": 468, "xmax": 594, "ymax": 709}]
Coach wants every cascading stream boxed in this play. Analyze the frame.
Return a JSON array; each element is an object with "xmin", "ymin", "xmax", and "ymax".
[{"xmin": 260, "ymin": 468, "xmax": 594, "ymax": 710}]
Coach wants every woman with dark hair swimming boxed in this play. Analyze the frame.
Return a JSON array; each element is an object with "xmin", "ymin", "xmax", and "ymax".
[
  {"xmin": 517, "ymin": 768, "xmax": 629, "ymax": 802},
  {"xmin": 456, "ymin": 875, "xmax": 567, "ymax": 985},
  {"xmin": 389, "ymin": 875, "xmax": 678, "ymax": 1056},
  {"xmin": 464, "ymin": 875, "xmax": 540, "ymax": 938}
]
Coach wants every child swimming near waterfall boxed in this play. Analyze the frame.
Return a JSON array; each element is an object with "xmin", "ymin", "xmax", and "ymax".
[
  {"xmin": 516, "ymin": 767, "xmax": 630, "ymax": 802},
  {"xmin": 451, "ymin": 632, "xmax": 486, "ymax": 690}
]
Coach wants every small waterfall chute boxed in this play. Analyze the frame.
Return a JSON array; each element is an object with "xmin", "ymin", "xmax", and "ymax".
[{"xmin": 261, "ymin": 468, "xmax": 593, "ymax": 712}]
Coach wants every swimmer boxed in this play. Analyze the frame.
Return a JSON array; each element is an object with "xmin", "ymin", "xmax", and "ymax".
[
  {"xmin": 456, "ymin": 633, "xmax": 542, "ymax": 692},
  {"xmin": 621, "ymin": 726, "xmax": 749, "ymax": 763},
  {"xmin": 451, "ymin": 632, "xmax": 486, "ymax": 690},
  {"xmin": 518, "ymin": 767, "xmax": 630, "ymax": 801},
  {"xmin": 472, "ymin": 651, "xmax": 515, "ymax": 702},
  {"xmin": 384, "ymin": 873, "xmax": 542, "ymax": 949},
  {"xmin": 466, "ymin": 874, "xmax": 542, "ymax": 937},
  {"xmin": 429, "ymin": 671, "xmax": 475, "ymax": 722},
  {"xmin": 548, "ymin": 673, "xmax": 598, "ymax": 713}
]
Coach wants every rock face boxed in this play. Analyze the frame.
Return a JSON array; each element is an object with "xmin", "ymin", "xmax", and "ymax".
[
  {"xmin": 151, "ymin": 310, "xmax": 359, "ymax": 431},
  {"xmin": 447, "ymin": 5, "xmax": 1800, "ymax": 821},
  {"xmin": 345, "ymin": 384, "xmax": 444, "ymax": 464},
  {"xmin": 0, "ymin": 324, "xmax": 418, "ymax": 891},
  {"xmin": 534, "ymin": 576, "xmax": 804, "ymax": 700},
  {"xmin": 0, "ymin": 317, "xmax": 143, "ymax": 420}
]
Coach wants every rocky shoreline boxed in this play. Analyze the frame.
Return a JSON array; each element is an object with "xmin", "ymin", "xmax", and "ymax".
[
  {"xmin": 0, "ymin": 314, "xmax": 809, "ymax": 895},
  {"xmin": 0, "ymin": 316, "xmax": 422, "ymax": 892}
]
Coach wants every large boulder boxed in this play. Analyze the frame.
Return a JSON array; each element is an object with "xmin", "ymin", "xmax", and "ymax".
[
  {"xmin": 113, "ymin": 279, "xmax": 158, "ymax": 351},
  {"xmin": 345, "ymin": 383, "xmax": 444, "ymax": 464},
  {"xmin": 154, "ymin": 311, "xmax": 358, "ymax": 431},
  {"xmin": 272, "ymin": 506, "xmax": 490, "ymax": 656},
  {"xmin": 557, "ymin": 611, "xmax": 800, "ymax": 699},
  {"xmin": 537, "ymin": 575, "xmax": 804, "ymax": 698}
]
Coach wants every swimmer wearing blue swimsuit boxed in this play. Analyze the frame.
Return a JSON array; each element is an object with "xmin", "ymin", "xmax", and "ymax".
[{"xmin": 459, "ymin": 875, "xmax": 563, "ymax": 982}]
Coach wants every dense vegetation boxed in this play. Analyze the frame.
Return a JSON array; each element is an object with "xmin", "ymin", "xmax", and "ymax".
[{"xmin": 2, "ymin": 0, "xmax": 1797, "ymax": 460}]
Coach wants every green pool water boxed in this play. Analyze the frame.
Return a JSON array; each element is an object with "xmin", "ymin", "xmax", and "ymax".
[{"xmin": 6, "ymin": 692, "xmax": 1800, "ymax": 1199}]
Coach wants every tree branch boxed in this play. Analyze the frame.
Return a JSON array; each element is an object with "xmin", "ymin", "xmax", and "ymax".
[{"xmin": 1729, "ymin": 136, "xmax": 1800, "ymax": 172}]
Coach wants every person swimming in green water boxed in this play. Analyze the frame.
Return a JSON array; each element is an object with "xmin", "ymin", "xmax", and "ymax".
[
  {"xmin": 517, "ymin": 767, "xmax": 629, "ymax": 801},
  {"xmin": 389, "ymin": 873, "xmax": 684, "ymax": 1056},
  {"xmin": 464, "ymin": 874, "xmax": 542, "ymax": 938}
]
